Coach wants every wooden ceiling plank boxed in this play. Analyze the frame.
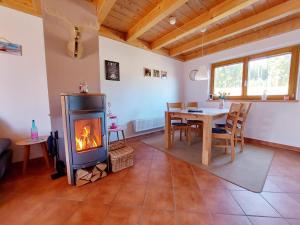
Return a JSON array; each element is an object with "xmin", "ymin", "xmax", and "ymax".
[
  {"xmin": 97, "ymin": 0, "xmax": 117, "ymax": 25},
  {"xmin": 184, "ymin": 16, "xmax": 300, "ymax": 61},
  {"xmin": 126, "ymin": 0, "xmax": 188, "ymax": 42},
  {"xmin": 171, "ymin": 0, "xmax": 300, "ymax": 56},
  {"xmin": 32, "ymin": 0, "xmax": 41, "ymax": 15},
  {"xmin": 99, "ymin": 25, "xmax": 183, "ymax": 61},
  {"xmin": 151, "ymin": 0, "xmax": 260, "ymax": 50},
  {"xmin": 0, "ymin": 0, "xmax": 39, "ymax": 16}
]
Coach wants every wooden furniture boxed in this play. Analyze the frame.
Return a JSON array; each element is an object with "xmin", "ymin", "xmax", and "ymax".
[
  {"xmin": 167, "ymin": 102, "xmax": 190, "ymax": 144},
  {"xmin": 186, "ymin": 102, "xmax": 203, "ymax": 137},
  {"xmin": 170, "ymin": 122, "xmax": 191, "ymax": 145},
  {"xmin": 216, "ymin": 103, "xmax": 241, "ymax": 127},
  {"xmin": 212, "ymin": 104, "xmax": 242, "ymax": 161},
  {"xmin": 16, "ymin": 136, "xmax": 50, "ymax": 174},
  {"xmin": 167, "ymin": 102, "xmax": 184, "ymax": 111},
  {"xmin": 236, "ymin": 103, "xmax": 252, "ymax": 151},
  {"xmin": 165, "ymin": 108, "xmax": 228, "ymax": 165},
  {"xmin": 108, "ymin": 127, "xmax": 126, "ymax": 145},
  {"xmin": 186, "ymin": 102, "xmax": 198, "ymax": 108},
  {"xmin": 216, "ymin": 103, "xmax": 252, "ymax": 151}
]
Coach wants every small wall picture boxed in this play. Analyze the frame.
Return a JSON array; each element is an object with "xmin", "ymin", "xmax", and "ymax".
[
  {"xmin": 0, "ymin": 40, "xmax": 22, "ymax": 56},
  {"xmin": 153, "ymin": 69, "xmax": 160, "ymax": 78},
  {"xmin": 161, "ymin": 70, "xmax": 167, "ymax": 79},
  {"xmin": 105, "ymin": 60, "xmax": 120, "ymax": 81},
  {"xmin": 144, "ymin": 67, "xmax": 151, "ymax": 77}
]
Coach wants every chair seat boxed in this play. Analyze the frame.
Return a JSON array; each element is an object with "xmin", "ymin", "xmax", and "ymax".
[
  {"xmin": 212, "ymin": 128, "xmax": 227, "ymax": 134},
  {"xmin": 172, "ymin": 122, "xmax": 188, "ymax": 126},
  {"xmin": 187, "ymin": 120, "xmax": 202, "ymax": 124}
]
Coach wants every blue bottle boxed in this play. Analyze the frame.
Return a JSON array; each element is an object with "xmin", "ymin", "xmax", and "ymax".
[{"xmin": 31, "ymin": 120, "xmax": 38, "ymax": 139}]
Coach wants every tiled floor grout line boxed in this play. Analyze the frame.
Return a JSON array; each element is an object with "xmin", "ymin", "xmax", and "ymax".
[
  {"xmin": 259, "ymin": 192, "xmax": 286, "ymax": 219},
  {"xmin": 100, "ymin": 179, "xmax": 125, "ymax": 225},
  {"xmin": 171, "ymin": 157, "xmax": 180, "ymax": 225},
  {"xmin": 136, "ymin": 150, "xmax": 154, "ymax": 225},
  {"xmin": 227, "ymin": 190, "xmax": 251, "ymax": 220}
]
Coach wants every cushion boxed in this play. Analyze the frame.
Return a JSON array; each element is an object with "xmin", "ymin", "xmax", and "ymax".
[
  {"xmin": 172, "ymin": 122, "xmax": 188, "ymax": 126},
  {"xmin": 212, "ymin": 128, "xmax": 227, "ymax": 134},
  {"xmin": 187, "ymin": 109, "xmax": 203, "ymax": 113},
  {"xmin": 0, "ymin": 138, "xmax": 12, "ymax": 155}
]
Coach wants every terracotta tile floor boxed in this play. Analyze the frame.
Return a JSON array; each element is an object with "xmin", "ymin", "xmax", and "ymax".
[{"xmin": 1, "ymin": 140, "xmax": 300, "ymax": 225}]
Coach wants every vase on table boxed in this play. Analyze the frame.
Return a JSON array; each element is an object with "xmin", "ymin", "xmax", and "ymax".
[
  {"xmin": 31, "ymin": 120, "xmax": 38, "ymax": 139},
  {"xmin": 219, "ymin": 99, "xmax": 225, "ymax": 109}
]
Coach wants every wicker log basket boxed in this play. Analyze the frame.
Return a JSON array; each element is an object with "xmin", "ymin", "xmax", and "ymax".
[{"xmin": 109, "ymin": 141, "xmax": 134, "ymax": 172}]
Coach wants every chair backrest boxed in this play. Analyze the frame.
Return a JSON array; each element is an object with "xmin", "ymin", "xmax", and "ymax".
[
  {"xmin": 186, "ymin": 102, "xmax": 198, "ymax": 108},
  {"xmin": 229, "ymin": 103, "xmax": 241, "ymax": 113},
  {"xmin": 225, "ymin": 103, "xmax": 242, "ymax": 136},
  {"xmin": 238, "ymin": 103, "xmax": 252, "ymax": 131},
  {"xmin": 167, "ymin": 102, "xmax": 184, "ymax": 111}
]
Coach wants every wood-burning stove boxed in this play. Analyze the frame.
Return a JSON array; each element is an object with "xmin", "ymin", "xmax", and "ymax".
[{"xmin": 61, "ymin": 93, "xmax": 107, "ymax": 185}]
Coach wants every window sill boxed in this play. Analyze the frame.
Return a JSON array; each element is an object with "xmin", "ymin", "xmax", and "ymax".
[{"xmin": 207, "ymin": 99, "xmax": 299, "ymax": 103}]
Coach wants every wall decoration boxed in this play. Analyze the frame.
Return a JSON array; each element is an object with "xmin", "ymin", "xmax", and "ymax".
[
  {"xmin": 0, "ymin": 39, "xmax": 22, "ymax": 56},
  {"xmin": 153, "ymin": 69, "xmax": 160, "ymax": 78},
  {"xmin": 105, "ymin": 60, "xmax": 120, "ymax": 81},
  {"xmin": 144, "ymin": 67, "xmax": 151, "ymax": 77},
  {"xmin": 161, "ymin": 71, "xmax": 167, "ymax": 79}
]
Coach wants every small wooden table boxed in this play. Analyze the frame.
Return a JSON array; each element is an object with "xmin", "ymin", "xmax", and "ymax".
[
  {"xmin": 108, "ymin": 127, "xmax": 126, "ymax": 145},
  {"xmin": 165, "ymin": 108, "xmax": 228, "ymax": 166},
  {"xmin": 16, "ymin": 136, "xmax": 50, "ymax": 174}
]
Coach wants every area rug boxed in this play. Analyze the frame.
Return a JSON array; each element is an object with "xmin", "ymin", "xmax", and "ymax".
[{"xmin": 142, "ymin": 134, "xmax": 274, "ymax": 193}]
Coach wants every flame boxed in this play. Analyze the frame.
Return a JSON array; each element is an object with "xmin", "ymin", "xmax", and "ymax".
[{"xmin": 75, "ymin": 125, "xmax": 100, "ymax": 151}]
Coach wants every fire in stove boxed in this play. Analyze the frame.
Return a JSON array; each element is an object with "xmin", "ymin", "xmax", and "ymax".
[{"xmin": 74, "ymin": 118, "xmax": 102, "ymax": 152}]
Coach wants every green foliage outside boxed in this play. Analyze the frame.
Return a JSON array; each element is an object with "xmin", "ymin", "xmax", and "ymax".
[{"xmin": 214, "ymin": 53, "xmax": 291, "ymax": 96}]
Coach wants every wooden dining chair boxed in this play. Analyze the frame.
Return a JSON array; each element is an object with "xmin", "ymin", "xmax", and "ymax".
[
  {"xmin": 167, "ymin": 102, "xmax": 184, "ymax": 111},
  {"xmin": 215, "ymin": 103, "xmax": 239, "ymax": 128},
  {"xmin": 167, "ymin": 102, "xmax": 190, "ymax": 144},
  {"xmin": 212, "ymin": 103, "xmax": 242, "ymax": 161},
  {"xmin": 216, "ymin": 103, "xmax": 252, "ymax": 152},
  {"xmin": 186, "ymin": 102, "xmax": 198, "ymax": 108},
  {"xmin": 235, "ymin": 103, "xmax": 252, "ymax": 152},
  {"xmin": 185, "ymin": 102, "xmax": 202, "ymax": 138}
]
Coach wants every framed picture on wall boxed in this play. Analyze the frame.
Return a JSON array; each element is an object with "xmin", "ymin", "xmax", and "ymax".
[
  {"xmin": 153, "ymin": 69, "xmax": 160, "ymax": 78},
  {"xmin": 161, "ymin": 71, "xmax": 167, "ymax": 79},
  {"xmin": 0, "ymin": 40, "xmax": 22, "ymax": 56},
  {"xmin": 144, "ymin": 67, "xmax": 151, "ymax": 77},
  {"xmin": 105, "ymin": 60, "xmax": 120, "ymax": 81}
]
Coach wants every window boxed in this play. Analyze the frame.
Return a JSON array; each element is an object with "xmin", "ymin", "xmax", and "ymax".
[
  {"xmin": 213, "ymin": 62, "xmax": 243, "ymax": 97},
  {"xmin": 247, "ymin": 53, "xmax": 291, "ymax": 96},
  {"xmin": 210, "ymin": 46, "xmax": 299, "ymax": 100}
]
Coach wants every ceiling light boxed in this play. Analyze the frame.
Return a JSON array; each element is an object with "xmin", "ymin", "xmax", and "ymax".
[
  {"xmin": 189, "ymin": 28, "xmax": 208, "ymax": 81},
  {"xmin": 189, "ymin": 66, "xmax": 208, "ymax": 81},
  {"xmin": 169, "ymin": 16, "xmax": 176, "ymax": 25}
]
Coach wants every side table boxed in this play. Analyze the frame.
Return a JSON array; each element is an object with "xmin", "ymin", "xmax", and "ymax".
[
  {"xmin": 16, "ymin": 136, "xmax": 50, "ymax": 174},
  {"xmin": 108, "ymin": 127, "xmax": 126, "ymax": 145}
]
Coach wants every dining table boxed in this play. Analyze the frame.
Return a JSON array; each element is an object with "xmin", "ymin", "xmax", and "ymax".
[{"xmin": 165, "ymin": 108, "xmax": 229, "ymax": 166}]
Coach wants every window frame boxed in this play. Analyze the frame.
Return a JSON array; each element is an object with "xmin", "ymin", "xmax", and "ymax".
[{"xmin": 210, "ymin": 46, "xmax": 299, "ymax": 101}]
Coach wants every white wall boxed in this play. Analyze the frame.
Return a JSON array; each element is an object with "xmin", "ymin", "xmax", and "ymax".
[
  {"xmin": 0, "ymin": 6, "xmax": 51, "ymax": 162},
  {"xmin": 183, "ymin": 30, "xmax": 300, "ymax": 147},
  {"xmin": 42, "ymin": 0, "xmax": 101, "ymax": 160},
  {"xmin": 99, "ymin": 37, "xmax": 184, "ymax": 138}
]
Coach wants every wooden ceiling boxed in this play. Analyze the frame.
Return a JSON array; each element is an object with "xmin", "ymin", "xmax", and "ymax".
[{"xmin": 1, "ymin": 0, "xmax": 300, "ymax": 61}]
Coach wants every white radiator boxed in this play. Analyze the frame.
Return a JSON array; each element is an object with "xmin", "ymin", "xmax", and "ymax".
[{"xmin": 133, "ymin": 118, "xmax": 164, "ymax": 132}]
